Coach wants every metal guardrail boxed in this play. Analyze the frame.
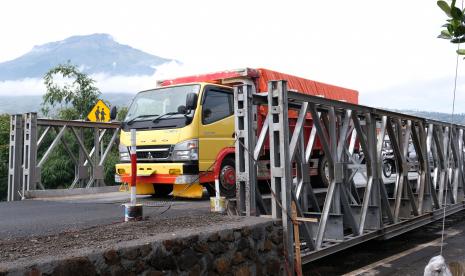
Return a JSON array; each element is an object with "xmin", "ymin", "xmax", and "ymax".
[
  {"xmin": 7, "ymin": 113, "xmax": 120, "ymax": 201},
  {"xmin": 234, "ymin": 81, "xmax": 465, "ymax": 270}
]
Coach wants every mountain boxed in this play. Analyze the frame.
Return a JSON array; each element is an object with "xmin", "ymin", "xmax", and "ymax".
[{"xmin": 0, "ymin": 33, "xmax": 173, "ymax": 81}]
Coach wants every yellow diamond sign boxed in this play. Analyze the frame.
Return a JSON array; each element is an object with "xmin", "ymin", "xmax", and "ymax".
[{"xmin": 87, "ymin": 100, "xmax": 111, "ymax": 122}]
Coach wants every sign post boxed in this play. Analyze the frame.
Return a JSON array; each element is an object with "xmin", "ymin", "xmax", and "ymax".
[
  {"xmin": 130, "ymin": 129, "xmax": 137, "ymax": 204},
  {"xmin": 123, "ymin": 129, "xmax": 143, "ymax": 221}
]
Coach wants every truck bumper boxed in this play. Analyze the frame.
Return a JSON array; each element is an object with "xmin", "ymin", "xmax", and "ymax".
[{"xmin": 115, "ymin": 162, "xmax": 203, "ymax": 198}]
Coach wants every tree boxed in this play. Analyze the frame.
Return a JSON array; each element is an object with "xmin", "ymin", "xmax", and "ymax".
[
  {"xmin": 40, "ymin": 63, "xmax": 102, "ymax": 188},
  {"xmin": 42, "ymin": 62, "xmax": 101, "ymax": 119},
  {"xmin": 437, "ymin": 0, "xmax": 465, "ymax": 55},
  {"xmin": 0, "ymin": 114, "xmax": 9, "ymax": 200}
]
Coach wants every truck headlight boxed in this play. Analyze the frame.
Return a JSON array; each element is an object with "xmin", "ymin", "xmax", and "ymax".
[
  {"xmin": 119, "ymin": 144, "xmax": 130, "ymax": 162},
  {"xmin": 172, "ymin": 139, "xmax": 198, "ymax": 161}
]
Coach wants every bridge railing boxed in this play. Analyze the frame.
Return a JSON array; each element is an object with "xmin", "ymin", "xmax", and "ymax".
[
  {"xmin": 234, "ymin": 80, "xmax": 465, "ymax": 269},
  {"xmin": 7, "ymin": 113, "xmax": 120, "ymax": 201}
]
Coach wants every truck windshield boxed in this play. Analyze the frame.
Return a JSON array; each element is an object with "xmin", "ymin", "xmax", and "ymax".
[{"xmin": 124, "ymin": 85, "xmax": 200, "ymax": 124}]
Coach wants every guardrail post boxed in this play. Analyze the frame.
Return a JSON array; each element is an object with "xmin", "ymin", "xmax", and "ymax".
[
  {"xmin": 234, "ymin": 84, "xmax": 257, "ymax": 216},
  {"xmin": 267, "ymin": 80, "xmax": 294, "ymax": 271},
  {"xmin": 7, "ymin": 114, "xmax": 23, "ymax": 201},
  {"xmin": 22, "ymin": 113, "xmax": 39, "ymax": 194}
]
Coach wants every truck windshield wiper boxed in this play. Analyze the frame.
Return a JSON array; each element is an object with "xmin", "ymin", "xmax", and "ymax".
[
  {"xmin": 126, "ymin": 114, "xmax": 158, "ymax": 125},
  {"xmin": 152, "ymin": 112, "xmax": 180, "ymax": 123}
]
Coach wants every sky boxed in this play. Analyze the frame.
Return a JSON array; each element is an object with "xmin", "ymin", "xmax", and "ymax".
[{"xmin": 0, "ymin": 0, "xmax": 463, "ymax": 113}]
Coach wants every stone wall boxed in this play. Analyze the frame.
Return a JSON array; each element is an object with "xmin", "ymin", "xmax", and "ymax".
[{"xmin": 2, "ymin": 220, "xmax": 284, "ymax": 276}]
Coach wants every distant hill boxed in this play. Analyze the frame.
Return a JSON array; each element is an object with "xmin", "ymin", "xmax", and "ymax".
[
  {"xmin": 0, "ymin": 33, "xmax": 173, "ymax": 81},
  {"xmin": 389, "ymin": 109, "xmax": 465, "ymax": 125},
  {"xmin": 0, "ymin": 93, "xmax": 134, "ymax": 115}
]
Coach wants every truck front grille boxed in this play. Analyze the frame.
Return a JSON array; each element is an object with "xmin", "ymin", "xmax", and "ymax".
[{"xmin": 133, "ymin": 145, "xmax": 173, "ymax": 161}]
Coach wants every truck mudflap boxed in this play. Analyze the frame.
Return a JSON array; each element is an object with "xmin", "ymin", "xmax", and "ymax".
[{"xmin": 115, "ymin": 163, "xmax": 204, "ymax": 198}]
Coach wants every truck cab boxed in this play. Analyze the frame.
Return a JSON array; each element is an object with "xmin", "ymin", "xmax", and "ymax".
[{"xmin": 115, "ymin": 82, "xmax": 236, "ymax": 198}]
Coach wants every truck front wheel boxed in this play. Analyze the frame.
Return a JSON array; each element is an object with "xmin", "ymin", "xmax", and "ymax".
[
  {"xmin": 153, "ymin": 184, "xmax": 173, "ymax": 197},
  {"xmin": 219, "ymin": 157, "xmax": 236, "ymax": 198}
]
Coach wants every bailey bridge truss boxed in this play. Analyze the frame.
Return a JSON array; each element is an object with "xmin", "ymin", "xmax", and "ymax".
[
  {"xmin": 234, "ymin": 81, "xmax": 465, "ymax": 269},
  {"xmin": 7, "ymin": 113, "xmax": 120, "ymax": 201}
]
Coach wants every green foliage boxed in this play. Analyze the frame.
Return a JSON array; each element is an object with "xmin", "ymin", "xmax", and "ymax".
[
  {"xmin": 42, "ymin": 62, "xmax": 101, "ymax": 119},
  {"xmin": 437, "ymin": 0, "xmax": 465, "ymax": 55},
  {"xmin": 0, "ymin": 114, "xmax": 9, "ymax": 200},
  {"xmin": 117, "ymin": 106, "xmax": 129, "ymax": 121}
]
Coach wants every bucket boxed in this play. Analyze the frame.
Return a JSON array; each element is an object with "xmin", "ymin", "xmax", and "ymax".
[
  {"xmin": 124, "ymin": 204, "xmax": 143, "ymax": 221},
  {"xmin": 210, "ymin": 196, "xmax": 226, "ymax": 213}
]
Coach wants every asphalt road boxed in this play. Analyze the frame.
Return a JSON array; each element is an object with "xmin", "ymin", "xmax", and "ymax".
[{"xmin": 0, "ymin": 192, "xmax": 210, "ymax": 239}]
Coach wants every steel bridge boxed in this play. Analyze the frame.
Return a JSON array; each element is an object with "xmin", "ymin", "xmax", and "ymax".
[
  {"xmin": 233, "ymin": 81, "xmax": 465, "ymax": 270},
  {"xmin": 7, "ymin": 113, "xmax": 120, "ymax": 201}
]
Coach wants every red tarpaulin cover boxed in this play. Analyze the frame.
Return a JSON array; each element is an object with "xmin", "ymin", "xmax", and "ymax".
[
  {"xmin": 158, "ymin": 67, "xmax": 358, "ymax": 104},
  {"xmin": 256, "ymin": 68, "xmax": 358, "ymax": 104}
]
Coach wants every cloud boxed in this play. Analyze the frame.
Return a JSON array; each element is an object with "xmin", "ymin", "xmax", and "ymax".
[
  {"xmin": 0, "ymin": 61, "xmax": 200, "ymax": 96},
  {"xmin": 0, "ymin": 78, "xmax": 45, "ymax": 95}
]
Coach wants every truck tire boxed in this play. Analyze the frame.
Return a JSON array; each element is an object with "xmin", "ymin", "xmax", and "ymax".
[
  {"xmin": 219, "ymin": 157, "xmax": 236, "ymax": 198},
  {"xmin": 382, "ymin": 160, "xmax": 393, "ymax": 178},
  {"xmin": 153, "ymin": 184, "xmax": 173, "ymax": 197},
  {"xmin": 318, "ymin": 155, "xmax": 330, "ymax": 188}
]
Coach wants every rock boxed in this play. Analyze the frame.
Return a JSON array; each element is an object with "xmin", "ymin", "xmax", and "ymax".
[
  {"xmin": 139, "ymin": 244, "xmax": 153, "ymax": 258},
  {"xmin": 234, "ymin": 231, "xmax": 241, "ymax": 240},
  {"xmin": 162, "ymin": 239, "xmax": 175, "ymax": 251},
  {"xmin": 188, "ymin": 264, "xmax": 202, "ymax": 276},
  {"xmin": 266, "ymin": 224, "xmax": 274, "ymax": 232},
  {"xmin": 214, "ymin": 257, "xmax": 231, "ymax": 274},
  {"xmin": 252, "ymin": 226, "xmax": 265, "ymax": 240},
  {"xmin": 219, "ymin": 230, "xmax": 235, "ymax": 242},
  {"xmin": 109, "ymin": 265, "xmax": 132, "ymax": 276},
  {"xmin": 184, "ymin": 235, "xmax": 199, "ymax": 245},
  {"xmin": 178, "ymin": 248, "xmax": 199, "ymax": 271},
  {"xmin": 270, "ymin": 232, "xmax": 281, "ymax": 245},
  {"xmin": 234, "ymin": 265, "xmax": 251, "ymax": 276},
  {"xmin": 144, "ymin": 270, "xmax": 164, "ymax": 276},
  {"xmin": 103, "ymin": 249, "xmax": 120, "ymax": 265},
  {"xmin": 52, "ymin": 257, "xmax": 97, "ymax": 276},
  {"xmin": 134, "ymin": 260, "xmax": 145, "ymax": 274},
  {"xmin": 26, "ymin": 267, "xmax": 41, "ymax": 276},
  {"xmin": 266, "ymin": 258, "xmax": 282, "ymax": 276},
  {"xmin": 163, "ymin": 239, "xmax": 184, "ymax": 255},
  {"xmin": 232, "ymin": 252, "xmax": 245, "ymax": 265},
  {"xmin": 264, "ymin": 239, "xmax": 273, "ymax": 251},
  {"xmin": 237, "ymin": 238, "xmax": 250, "ymax": 251},
  {"xmin": 208, "ymin": 233, "xmax": 219, "ymax": 242},
  {"xmin": 122, "ymin": 247, "xmax": 139, "ymax": 260},
  {"xmin": 241, "ymin": 227, "xmax": 251, "ymax": 237},
  {"xmin": 193, "ymin": 242, "xmax": 209, "ymax": 253},
  {"xmin": 149, "ymin": 249, "xmax": 176, "ymax": 271},
  {"xmin": 209, "ymin": 242, "xmax": 228, "ymax": 254}
]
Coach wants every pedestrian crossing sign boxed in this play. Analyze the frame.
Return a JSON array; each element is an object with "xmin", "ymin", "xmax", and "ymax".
[{"xmin": 87, "ymin": 100, "xmax": 111, "ymax": 122}]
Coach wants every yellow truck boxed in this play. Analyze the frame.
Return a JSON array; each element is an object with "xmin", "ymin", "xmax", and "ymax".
[{"xmin": 114, "ymin": 68, "xmax": 358, "ymax": 198}]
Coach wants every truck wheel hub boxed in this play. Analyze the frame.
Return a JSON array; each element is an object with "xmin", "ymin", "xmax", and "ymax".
[{"xmin": 220, "ymin": 165, "xmax": 236, "ymax": 188}]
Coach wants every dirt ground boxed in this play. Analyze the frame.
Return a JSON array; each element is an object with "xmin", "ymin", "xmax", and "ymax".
[{"xmin": 0, "ymin": 213, "xmax": 240, "ymax": 264}]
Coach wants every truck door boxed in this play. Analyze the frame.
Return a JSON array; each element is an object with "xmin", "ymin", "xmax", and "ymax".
[{"xmin": 199, "ymin": 86, "xmax": 235, "ymax": 172}]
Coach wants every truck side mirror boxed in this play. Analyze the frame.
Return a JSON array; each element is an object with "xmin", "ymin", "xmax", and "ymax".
[
  {"xmin": 110, "ymin": 106, "xmax": 117, "ymax": 120},
  {"xmin": 185, "ymin": 93, "xmax": 198, "ymax": 111}
]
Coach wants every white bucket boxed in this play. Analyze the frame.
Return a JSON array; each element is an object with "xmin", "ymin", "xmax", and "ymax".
[{"xmin": 210, "ymin": 196, "xmax": 226, "ymax": 213}]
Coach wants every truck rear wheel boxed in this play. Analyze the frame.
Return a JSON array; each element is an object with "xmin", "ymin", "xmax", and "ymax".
[
  {"xmin": 219, "ymin": 157, "xmax": 236, "ymax": 198},
  {"xmin": 318, "ymin": 155, "xmax": 330, "ymax": 188},
  {"xmin": 153, "ymin": 184, "xmax": 173, "ymax": 197}
]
